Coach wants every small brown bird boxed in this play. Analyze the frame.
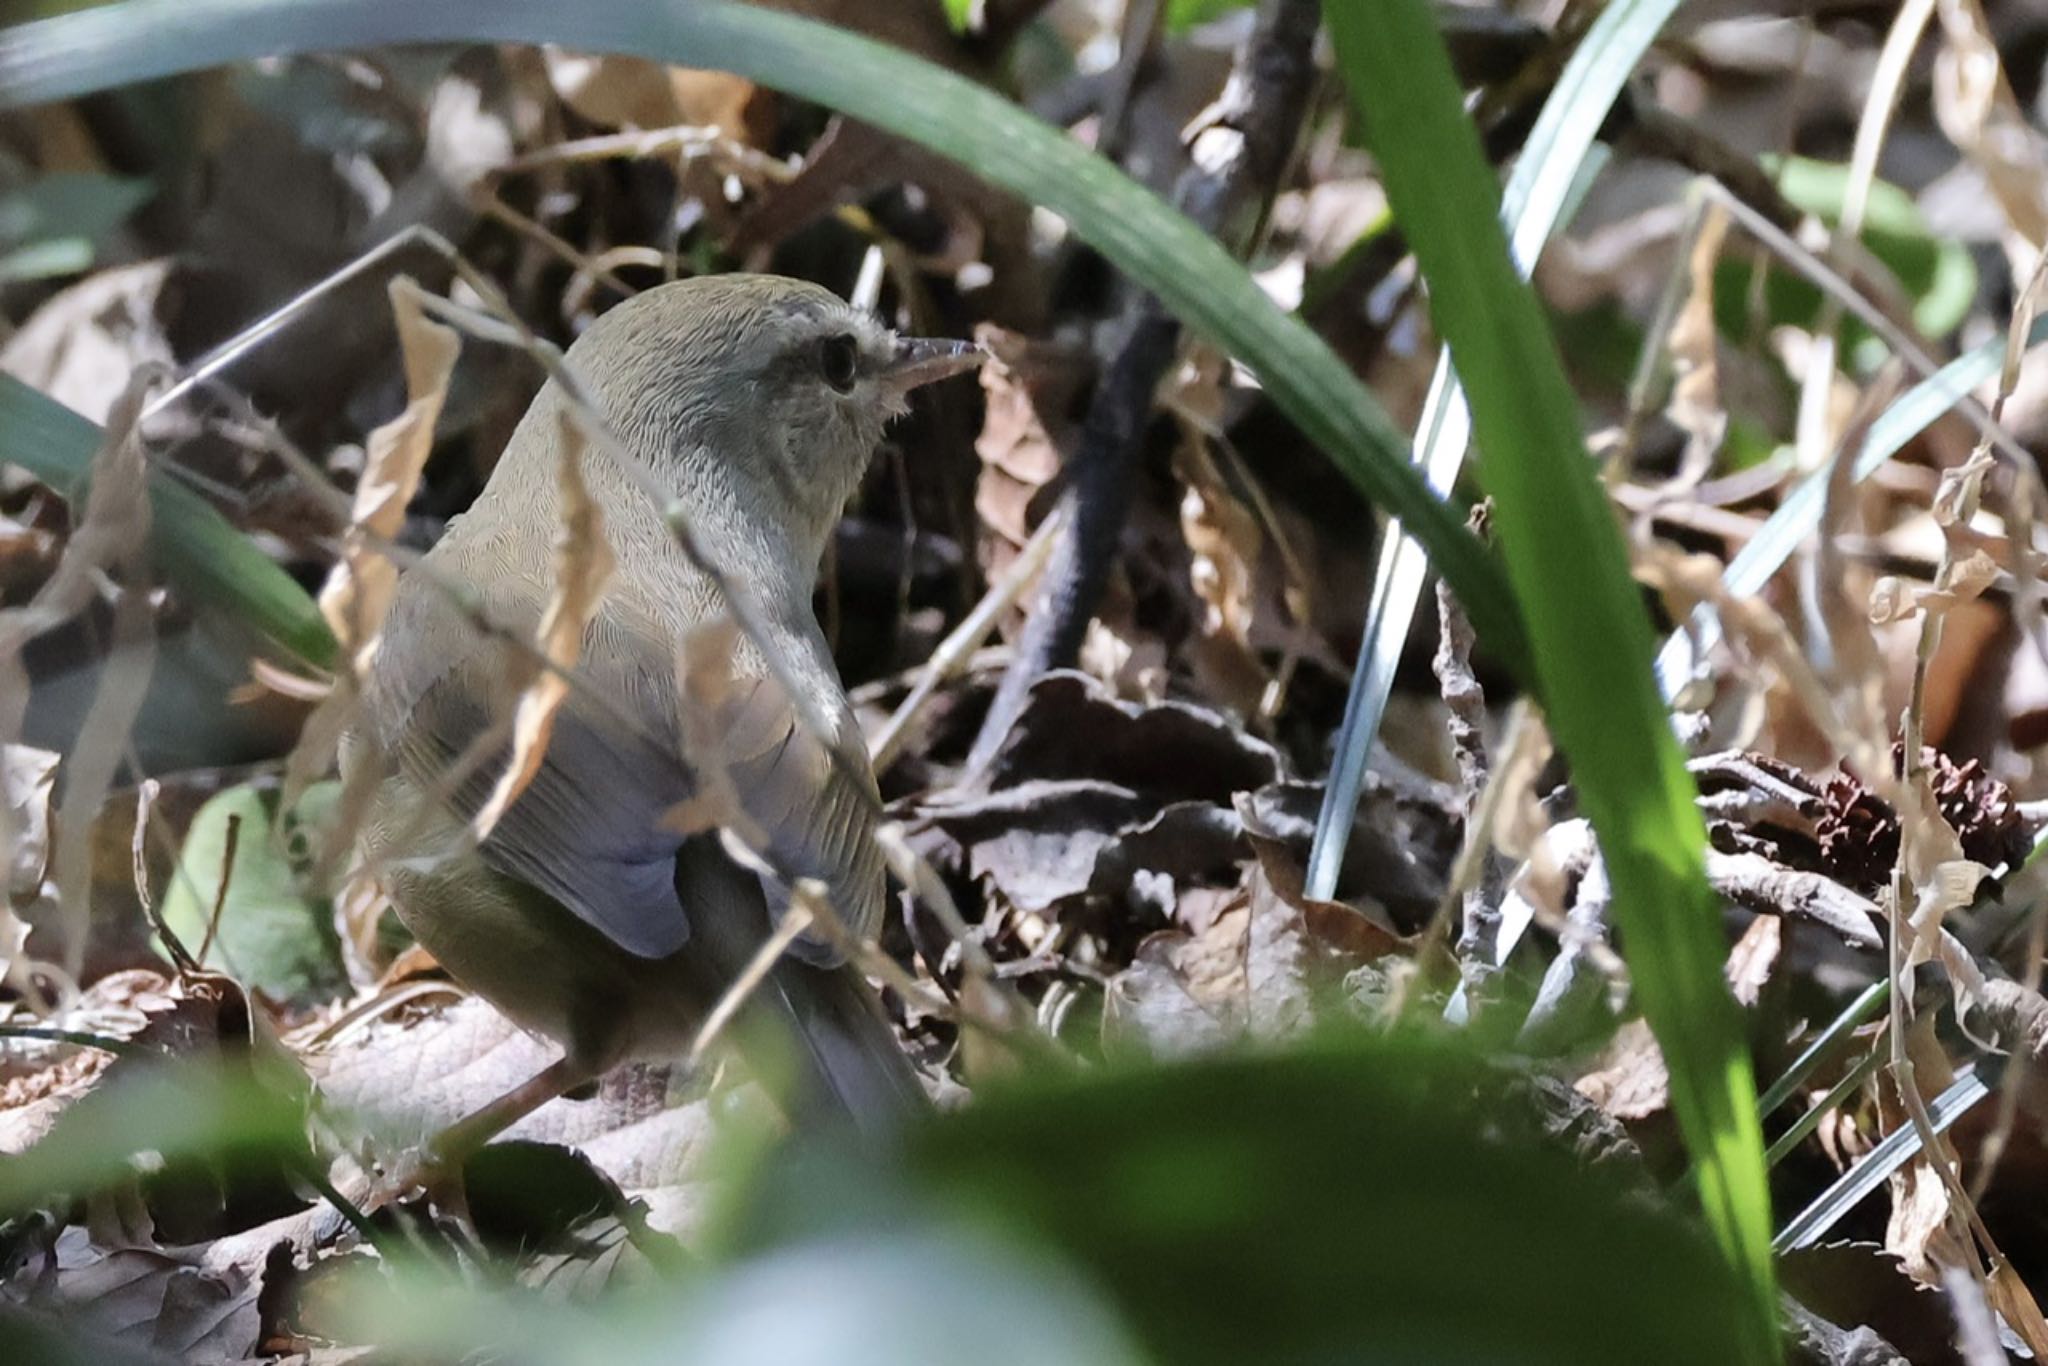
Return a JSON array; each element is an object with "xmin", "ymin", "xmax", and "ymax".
[{"xmin": 349, "ymin": 274, "xmax": 979, "ymax": 1154}]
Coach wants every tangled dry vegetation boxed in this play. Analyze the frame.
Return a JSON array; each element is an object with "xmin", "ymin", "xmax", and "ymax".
[{"xmin": 10, "ymin": 0, "xmax": 2048, "ymax": 1362}]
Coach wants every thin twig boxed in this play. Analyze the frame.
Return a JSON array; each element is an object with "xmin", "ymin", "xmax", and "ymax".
[
  {"xmin": 0, "ymin": 1025, "xmax": 156, "ymax": 1059},
  {"xmin": 131, "ymin": 779, "xmax": 202, "ymax": 979},
  {"xmin": 474, "ymin": 195, "xmax": 636, "ymax": 298},
  {"xmin": 1430, "ymin": 569, "xmax": 1508, "ymax": 1005},
  {"xmin": 195, "ymin": 811, "xmax": 243, "ymax": 969},
  {"xmin": 870, "ymin": 504, "xmax": 1065, "ymax": 772}
]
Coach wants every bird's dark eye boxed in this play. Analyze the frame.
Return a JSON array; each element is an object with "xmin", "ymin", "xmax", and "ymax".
[{"xmin": 818, "ymin": 334, "xmax": 860, "ymax": 393}]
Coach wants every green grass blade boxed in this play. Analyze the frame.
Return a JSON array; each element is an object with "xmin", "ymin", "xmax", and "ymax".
[
  {"xmin": 1773, "ymin": 1068, "xmax": 1987, "ymax": 1252},
  {"xmin": 1327, "ymin": 4, "xmax": 1777, "ymax": 1358},
  {"xmin": 0, "ymin": 0, "xmax": 1530, "ymax": 676},
  {"xmin": 1308, "ymin": 0, "xmax": 1679, "ymax": 901},
  {"xmin": 0, "ymin": 374, "xmax": 336, "ymax": 668},
  {"xmin": 1755, "ymin": 980, "xmax": 1889, "ymax": 1120}
]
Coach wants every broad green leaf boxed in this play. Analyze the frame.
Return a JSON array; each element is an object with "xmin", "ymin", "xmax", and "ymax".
[
  {"xmin": 0, "ymin": 376, "xmax": 337, "ymax": 668},
  {"xmin": 0, "ymin": 171, "xmax": 152, "ymax": 242},
  {"xmin": 1327, "ymin": 4, "xmax": 1778, "ymax": 1359},
  {"xmin": 1760, "ymin": 154, "xmax": 1977, "ymax": 340},
  {"xmin": 0, "ymin": 170, "xmax": 151, "ymax": 282},
  {"xmin": 0, "ymin": 236, "xmax": 92, "ymax": 282},
  {"xmin": 733, "ymin": 1037, "xmax": 1755, "ymax": 1366},
  {"xmin": 0, "ymin": 0, "xmax": 1530, "ymax": 677},
  {"xmin": 159, "ymin": 780, "xmax": 347, "ymax": 1003}
]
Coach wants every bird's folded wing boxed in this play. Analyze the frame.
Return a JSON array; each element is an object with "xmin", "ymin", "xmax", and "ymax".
[
  {"xmin": 393, "ymin": 674, "xmax": 698, "ymax": 960},
  {"xmin": 383, "ymin": 645, "xmax": 881, "ymax": 966},
  {"xmin": 702, "ymin": 676, "xmax": 884, "ymax": 966}
]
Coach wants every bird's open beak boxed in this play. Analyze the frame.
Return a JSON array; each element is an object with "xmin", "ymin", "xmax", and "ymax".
[{"xmin": 882, "ymin": 336, "xmax": 985, "ymax": 396}]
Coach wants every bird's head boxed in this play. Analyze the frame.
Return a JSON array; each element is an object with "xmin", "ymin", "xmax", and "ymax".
[{"xmin": 566, "ymin": 274, "xmax": 981, "ymax": 553}]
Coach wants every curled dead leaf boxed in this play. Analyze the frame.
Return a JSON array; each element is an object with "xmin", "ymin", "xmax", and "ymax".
[{"xmin": 318, "ymin": 277, "xmax": 460, "ymax": 667}]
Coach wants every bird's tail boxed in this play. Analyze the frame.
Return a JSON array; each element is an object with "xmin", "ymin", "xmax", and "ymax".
[
  {"xmin": 673, "ymin": 836, "xmax": 926, "ymax": 1136},
  {"xmin": 743, "ymin": 956, "xmax": 927, "ymax": 1139}
]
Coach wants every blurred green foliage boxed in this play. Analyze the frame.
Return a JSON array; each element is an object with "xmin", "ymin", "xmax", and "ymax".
[
  {"xmin": 1715, "ymin": 156, "xmax": 1978, "ymax": 360},
  {"xmin": 0, "ymin": 1059, "xmax": 310, "ymax": 1218},
  {"xmin": 1166, "ymin": 0, "xmax": 1258, "ymax": 33},
  {"xmin": 0, "ymin": 1030, "xmax": 1754, "ymax": 1363},
  {"xmin": 0, "ymin": 170, "xmax": 151, "ymax": 282}
]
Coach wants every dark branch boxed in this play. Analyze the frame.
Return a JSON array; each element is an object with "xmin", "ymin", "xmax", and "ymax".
[{"xmin": 963, "ymin": 0, "xmax": 1323, "ymax": 779}]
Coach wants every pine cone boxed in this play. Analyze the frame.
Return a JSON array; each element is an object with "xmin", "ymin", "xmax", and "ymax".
[
  {"xmin": 1923, "ymin": 749, "xmax": 2031, "ymax": 873},
  {"xmin": 1815, "ymin": 745, "xmax": 2031, "ymax": 893},
  {"xmin": 1816, "ymin": 770, "xmax": 1897, "ymax": 893}
]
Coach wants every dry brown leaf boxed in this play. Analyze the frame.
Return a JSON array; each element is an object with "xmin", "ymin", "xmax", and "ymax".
[
  {"xmin": 468, "ymin": 412, "xmax": 616, "ymax": 842},
  {"xmin": 1866, "ymin": 575, "xmax": 1913, "ymax": 627},
  {"xmin": 1078, "ymin": 612, "xmax": 1170, "ymax": 703},
  {"xmin": 1880, "ymin": 1018, "xmax": 1972, "ymax": 1284},
  {"xmin": 543, "ymin": 50, "xmax": 764, "ymax": 142},
  {"xmin": 293, "ymin": 284, "xmax": 476, "ymax": 880},
  {"xmin": 971, "ymin": 324, "xmax": 1086, "ymax": 569},
  {"xmin": 1666, "ymin": 199, "xmax": 1730, "ymax": 482},
  {"xmin": 1987, "ymin": 1256, "xmax": 2048, "ymax": 1359},
  {"xmin": 921, "ymin": 779, "xmax": 1246, "ymax": 922},
  {"xmin": 0, "ymin": 372, "xmax": 156, "ymax": 733},
  {"xmin": 1174, "ymin": 412, "xmax": 1269, "ymax": 718},
  {"xmin": 2, "ymin": 744, "xmax": 58, "ymax": 903},
  {"xmin": 1725, "ymin": 913, "xmax": 1781, "ymax": 1009},
  {"xmin": 1101, "ymin": 867, "xmax": 1315, "ymax": 1058},
  {"xmin": 0, "ymin": 906, "xmax": 30, "ymax": 1016},
  {"xmin": 1935, "ymin": 550, "xmax": 2001, "ymax": 613},
  {"xmin": 0, "ymin": 262, "xmax": 179, "ymax": 424},
  {"xmin": 1895, "ymin": 768, "xmax": 1986, "ymax": 970},
  {"xmin": 1102, "ymin": 930, "xmax": 1239, "ymax": 1059},
  {"xmin": 1575, "ymin": 898, "xmax": 1790, "ymax": 1123},
  {"xmin": 1885, "ymin": 1153, "xmax": 1967, "ymax": 1287},
  {"xmin": 317, "ymin": 277, "xmax": 461, "ymax": 666},
  {"xmin": 679, "ymin": 614, "xmax": 743, "ymax": 717},
  {"xmin": 0, "ymin": 969, "xmax": 249, "ymax": 1155},
  {"xmin": 1637, "ymin": 541, "xmax": 1875, "ymax": 771},
  {"xmin": 3, "ymin": 1224, "xmax": 264, "ymax": 1361},
  {"xmin": 1574, "ymin": 1019, "xmax": 1671, "ymax": 1121},
  {"xmin": 663, "ymin": 615, "xmax": 760, "ymax": 842},
  {"xmin": 307, "ymin": 995, "xmax": 726, "ymax": 1235},
  {"xmin": 0, "ymin": 372, "xmax": 160, "ymax": 977}
]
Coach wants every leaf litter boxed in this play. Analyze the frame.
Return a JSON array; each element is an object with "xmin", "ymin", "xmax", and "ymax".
[{"xmin": 15, "ymin": 4, "xmax": 2048, "ymax": 1361}]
